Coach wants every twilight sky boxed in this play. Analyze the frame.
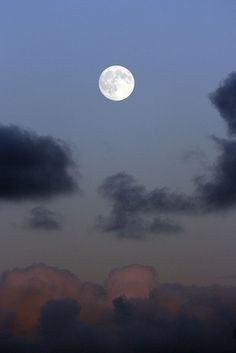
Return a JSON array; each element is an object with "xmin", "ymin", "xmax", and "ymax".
[{"xmin": 0, "ymin": 0, "xmax": 236, "ymax": 286}]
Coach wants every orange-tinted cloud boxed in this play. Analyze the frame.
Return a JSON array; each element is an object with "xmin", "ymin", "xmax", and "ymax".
[
  {"xmin": 0, "ymin": 264, "xmax": 236, "ymax": 352},
  {"xmin": 0, "ymin": 263, "xmax": 158, "ymax": 334}
]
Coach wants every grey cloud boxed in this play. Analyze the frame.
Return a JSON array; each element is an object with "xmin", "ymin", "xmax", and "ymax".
[
  {"xmin": 25, "ymin": 206, "xmax": 62, "ymax": 231},
  {"xmin": 97, "ymin": 172, "xmax": 195, "ymax": 238}
]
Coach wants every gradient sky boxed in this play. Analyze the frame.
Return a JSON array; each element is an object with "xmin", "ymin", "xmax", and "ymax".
[{"xmin": 0, "ymin": 0, "xmax": 236, "ymax": 285}]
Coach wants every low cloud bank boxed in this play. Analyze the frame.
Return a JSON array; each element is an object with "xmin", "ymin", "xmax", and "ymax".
[{"xmin": 0, "ymin": 264, "xmax": 235, "ymax": 352}]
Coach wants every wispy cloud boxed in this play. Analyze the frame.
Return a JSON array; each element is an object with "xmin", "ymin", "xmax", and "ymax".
[
  {"xmin": 25, "ymin": 206, "xmax": 62, "ymax": 231},
  {"xmin": 97, "ymin": 172, "xmax": 195, "ymax": 238}
]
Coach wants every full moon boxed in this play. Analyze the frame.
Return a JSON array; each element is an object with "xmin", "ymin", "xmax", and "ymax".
[{"xmin": 99, "ymin": 65, "xmax": 135, "ymax": 101}]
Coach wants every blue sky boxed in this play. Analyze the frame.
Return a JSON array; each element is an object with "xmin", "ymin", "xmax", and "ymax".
[{"xmin": 0, "ymin": 0, "xmax": 236, "ymax": 285}]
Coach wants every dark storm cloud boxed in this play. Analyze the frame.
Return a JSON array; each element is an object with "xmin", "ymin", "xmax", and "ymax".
[
  {"xmin": 209, "ymin": 72, "xmax": 236, "ymax": 134},
  {"xmin": 196, "ymin": 137, "xmax": 236, "ymax": 210},
  {"xmin": 0, "ymin": 263, "xmax": 236, "ymax": 353},
  {"xmin": 0, "ymin": 125, "xmax": 77, "ymax": 200},
  {"xmin": 97, "ymin": 172, "xmax": 195, "ymax": 238},
  {"xmin": 25, "ymin": 206, "xmax": 62, "ymax": 231}
]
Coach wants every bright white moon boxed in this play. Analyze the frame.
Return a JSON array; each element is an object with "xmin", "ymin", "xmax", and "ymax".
[{"xmin": 99, "ymin": 65, "xmax": 135, "ymax": 101}]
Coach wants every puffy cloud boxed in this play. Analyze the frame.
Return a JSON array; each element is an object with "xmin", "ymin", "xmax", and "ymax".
[
  {"xmin": 25, "ymin": 206, "xmax": 62, "ymax": 231},
  {"xmin": 0, "ymin": 264, "xmax": 158, "ymax": 334},
  {"xmin": 105, "ymin": 264, "xmax": 159, "ymax": 300},
  {"xmin": 0, "ymin": 125, "xmax": 77, "ymax": 200},
  {"xmin": 0, "ymin": 264, "xmax": 236, "ymax": 352},
  {"xmin": 0, "ymin": 264, "xmax": 81, "ymax": 335}
]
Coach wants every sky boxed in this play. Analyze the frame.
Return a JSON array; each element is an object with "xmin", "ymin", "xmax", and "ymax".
[
  {"xmin": 0, "ymin": 0, "xmax": 236, "ymax": 289},
  {"xmin": 2, "ymin": 1, "xmax": 236, "ymax": 352}
]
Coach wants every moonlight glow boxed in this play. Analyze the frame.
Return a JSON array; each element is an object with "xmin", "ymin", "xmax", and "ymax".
[{"xmin": 99, "ymin": 65, "xmax": 135, "ymax": 101}]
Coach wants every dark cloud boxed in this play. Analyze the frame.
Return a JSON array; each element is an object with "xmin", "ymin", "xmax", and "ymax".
[
  {"xmin": 196, "ymin": 137, "xmax": 236, "ymax": 210},
  {"xmin": 196, "ymin": 73, "xmax": 236, "ymax": 210},
  {"xmin": 0, "ymin": 332, "xmax": 40, "ymax": 353},
  {"xmin": 102, "ymin": 296, "xmax": 234, "ymax": 353},
  {"xmin": 209, "ymin": 72, "xmax": 236, "ymax": 134},
  {"xmin": 0, "ymin": 264, "xmax": 236, "ymax": 353},
  {"xmin": 38, "ymin": 298, "xmax": 96, "ymax": 353},
  {"xmin": 97, "ymin": 172, "xmax": 195, "ymax": 238},
  {"xmin": 0, "ymin": 125, "xmax": 77, "ymax": 200},
  {"xmin": 39, "ymin": 298, "xmax": 81, "ymax": 339},
  {"xmin": 0, "ymin": 308, "xmax": 16, "ymax": 333},
  {"xmin": 25, "ymin": 206, "xmax": 62, "ymax": 231}
]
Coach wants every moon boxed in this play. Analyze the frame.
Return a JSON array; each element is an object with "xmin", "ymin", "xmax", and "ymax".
[{"xmin": 99, "ymin": 65, "xmax": 135, "ymax": 101}]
